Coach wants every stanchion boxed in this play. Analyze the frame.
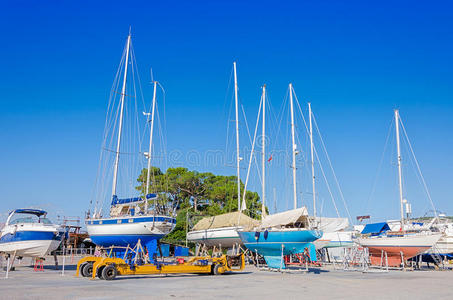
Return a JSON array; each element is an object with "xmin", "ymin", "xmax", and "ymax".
[
  {"xmin": 280, "ymin": 244, "xmax": 284, "ymax": 271},
  {"xmin": 5, "ymin": 256, "xmax": 10, "ymax": 279},
  {"xmin": 61, "ymin": 245, "xmax": 66, "ymax": 276}
]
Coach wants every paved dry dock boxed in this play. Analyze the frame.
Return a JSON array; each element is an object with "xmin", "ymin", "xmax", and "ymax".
[{"xmin": 1, "ymin": 260, "xmax": 452, "ymax": 300}]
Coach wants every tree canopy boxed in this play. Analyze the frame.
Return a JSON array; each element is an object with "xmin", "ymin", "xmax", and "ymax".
[{"xmin": 136, "ymin": 167, "xmax": 264, "ymax": 243}]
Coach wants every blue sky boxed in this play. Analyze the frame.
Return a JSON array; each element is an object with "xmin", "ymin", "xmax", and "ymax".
[{"xmin": 1, "ymin": 1, "xmax": 453, "ymax": 223}]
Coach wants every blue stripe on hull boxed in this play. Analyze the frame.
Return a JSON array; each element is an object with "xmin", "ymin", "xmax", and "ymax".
[
  {"xmin": 326, "ymin": 241, "xmax": 354, "ymax": 248},
  {"xmin": 238, "ymin": 230, "xmax": 321, "ymax": 269},
  {"xmin": 0, "ymin": 231, "xmax": 60, "ymax": 244},
  {"xmin": 87, "ymin": 217, "xmax": 176, "ymax": 225},
  {"xmin": 90, "ymin": 234, "xmax": 165, "ymax": 247}
]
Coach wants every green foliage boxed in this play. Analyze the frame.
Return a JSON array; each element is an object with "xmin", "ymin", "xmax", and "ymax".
[{"xmin": 136, "ymin": 166, "xmax": 265, "ymax": 244}]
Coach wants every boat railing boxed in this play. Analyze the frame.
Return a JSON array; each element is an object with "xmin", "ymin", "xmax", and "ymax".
[{"xmin": 53, "ymin": 247, "xmax": 95, "ymax": 256}]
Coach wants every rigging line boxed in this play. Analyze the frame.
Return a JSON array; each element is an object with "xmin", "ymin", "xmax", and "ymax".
[
  {"xmin": 101, "ymin": 147, "xmax": 142, "ymax": 155},
  {"xmin": 156, "ymin": 82, "xmax": 168, "ymax": 178},
  {"xmin": 293, "ymin": 92, "xmax": 352, "ymax": 222},
  {"xmin": 92, "ymin": 45, "xmax": 126, "ymax": 211},
  {"xmin": 242, "ymin": 93, "xmax": 263, "ymax": 208},
  {"xmin": 270, "ymin": 89, "xmax": 288, "ymax": 155},
  {"xmin": 398, "ymin": 116, "xmax": 438, "ymax": 220},
  {"xmin": 365, "ymin": 119, "xmax": 393, "ymax": 213},
  {"xmin": 241, "ymin": 104, "xmax": 263, "ymax": 186},
  {"xmin": 224, "ymin": 66, "xmax": 235, "ymax": 166},
  {"xmin": 312, "ymin": 113, "xmax": 353, "ymax": 223},
  {"xmin": 313, "ymin": 139, "xmax": 340, "ymax": 217},
  {"xmin": 292, "ymin": 94, "xmax": 341, "ymax": 218}
]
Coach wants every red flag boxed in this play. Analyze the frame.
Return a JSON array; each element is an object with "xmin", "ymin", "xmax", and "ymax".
[{"xmin": 267, "ymin": 155, "xmax": 273, "ymax": 162}]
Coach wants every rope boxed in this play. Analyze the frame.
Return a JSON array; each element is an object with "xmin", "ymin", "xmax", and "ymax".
[{"xmin": 398, "ymin": 115, "xmax": 438, "ymax": 219}]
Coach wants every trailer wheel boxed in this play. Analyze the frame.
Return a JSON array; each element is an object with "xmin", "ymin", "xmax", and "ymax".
[
  {"xmin": 78, "ymin": 262, "xmax": 87, "ymax": 276},
  {"xmin": 82, "ymin": 263, "xmax": 93, "ymax": 277},
  {"xmin": 213, "ymin": 264, "xmax": 224, "ymax": 275},
  {"xmin": 97, "ymin": 266, "xmax": 106, "ymax": 279},
  {"xmin": 102, "ymin": 265, "xmax": 117, "ymax": 280}
]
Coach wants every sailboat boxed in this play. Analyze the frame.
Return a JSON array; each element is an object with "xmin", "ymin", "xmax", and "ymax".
[
  {"xmin": 86, "ymin": 32, "xmax": 176, "ymax": 250},
  {"xmin": 0, "ymin": 209, "xmax": 64, "ymax": 258},
  {"xmin": 356, "ymin": 110, "xmax": 441, "ymax": 266},
  {"xmin": 305, "ymin": 103, "xmax": 354, "ymax": 249},
  {"xmin": 237, "ymin": 83, "xmax": 322, "ymax": 269},
  {"xmin": 186, "ymin": 62, "xmax": 257, "ymax": 248}
]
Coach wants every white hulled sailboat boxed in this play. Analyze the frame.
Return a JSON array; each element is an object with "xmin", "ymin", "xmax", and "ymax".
[{"xmin": 86, "ymin": 32, "xmax": 176, "ymax": 250}]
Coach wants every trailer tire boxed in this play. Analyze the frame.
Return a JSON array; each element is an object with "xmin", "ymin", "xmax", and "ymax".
[
  {"xmin": 213, "ymin": 264, "xmax": 223, "ymax": 275},
  {"xmin": 78, "ymin": 262, "xmax": 87, "ymax": 276},
  {"xmin": 102, "ymin": 265, "xmax": 117, "ymax": 280},
  {"xmin": 97, "ymin": 266, "xmax": 106, "ymax": 279},
  {"xmin": 82, "ymin": 263, "xmax": 93, "ymax": 277}
]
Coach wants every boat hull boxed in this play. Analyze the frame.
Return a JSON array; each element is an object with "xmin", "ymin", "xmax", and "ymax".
[
  {"xmin": 323, "ymin": 231, "xmax": 354, "ymax": 248},
  {"xmin": 357, "ymin": 233, "xmax": 442, "ymax": 266},
  {"xmin": 0, "ymin": 229, "xmax": 63, "ymax": 258},
  {"xmin": 186, "ymin": 226, "xmax": 242, "ymax": 248},
  {"xmin": 313, "ymin": 239, "xmax": 331, "ymax": 250},
  {"xmin": 238, "ymin": 229, "xmax": 322, "ymax": 268},
  {"xmin": 86, "ymin": 215, "xmax": 176, "ymax": 247}
]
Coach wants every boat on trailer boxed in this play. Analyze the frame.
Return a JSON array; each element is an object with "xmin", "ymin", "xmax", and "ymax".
[
  {"xmin": 86, "ymin": 32, "xmax": 176, "ymax": 250},
  {"xmin": 0, "ymin": 209, "xmax": 64, "ymax": 258}
]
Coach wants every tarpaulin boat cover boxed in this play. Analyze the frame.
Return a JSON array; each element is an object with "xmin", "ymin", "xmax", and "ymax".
[
  {"xmin": 191, "ymin": 211, "xmax": 259, "ymax": 231},
  {"xmin": 315, "ymin": 217, "xmax": 349, "ymax": 232},
  {"xmin": 260, "ymin": 207, "xmax": 309, "ymax": 229},
  {"xmin": 361, "ymin": 222, "xmax": 391, "ymax": 235}
]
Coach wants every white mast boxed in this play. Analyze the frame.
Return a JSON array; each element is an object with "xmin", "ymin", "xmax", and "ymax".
[
  {"xmin": 289, "ymin": 83, "xmax": 298, "ymax": 210},
  {"xmin": 309, "ymin": 102, "xmax": 316, "ymax": 218},
  {"xmin": 394, "ymin": 109, "xmax": 405, "ymax": 227},
  {"xmin": 261, "ymin": 84, "xmax": 267, "ymax": 217},
  {"xmin": 111, "ymin": 33, "xmax": 132, "ymax": 198},
  {"xmin": 144, "ymin": 81, "xmax": 157, "ymax": 211},
  {"xmin": 233, "ymin": 62, "xmax": 242, "ymax": 211}
]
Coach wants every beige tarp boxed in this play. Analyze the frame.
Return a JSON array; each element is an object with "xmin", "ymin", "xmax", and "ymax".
[
  {"xmin": 260, "ymin": 207, "xmax": 309, "ymax": 228},
  {"xmin": 315, "ymin": 217, "xmax": 349, "ymax": 232},
  {"xmin": 192, "ymin": 211, "xmax": 259, "ymax": 231}
]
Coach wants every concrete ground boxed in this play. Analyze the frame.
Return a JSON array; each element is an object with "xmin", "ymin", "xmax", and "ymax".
[{"xmin": 0, "ymin": 256, "xmax": 452, "ymax": 300}]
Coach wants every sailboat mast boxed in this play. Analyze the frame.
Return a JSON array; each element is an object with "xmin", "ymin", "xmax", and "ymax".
[
  {"xmin": 261, "ymin": 84, "xmax": 266, "ymax": 217},
  {"xmin": 111, "ymin": 34, "xmax": 132, "ymax": 198},
  {"xmin": 309, "ymin": 103, "xmax": 316, "ymax": 218},
  {"xmin": 289, "ymin": 83, "xmax": 297, "ymax": 210},
  {"xmin": 394, "ymin": 109, "xmax": 405, "ymax": 227},
  {"xmin": 145, "ymin": 81, "xmax": 157, "ymax": 211},
  {"xmin": 233, "ymin": 62, "xmax": 241, "ymax": 211}
]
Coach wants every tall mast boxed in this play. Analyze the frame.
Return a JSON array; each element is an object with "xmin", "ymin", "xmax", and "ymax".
[
  {"xmin": 394, "ymin": 109, "xmax": 405, "ymax": 227},
  {"xmin": 261, "ymin": 84, "xmax": 266, "ymax": 217},
  {"xmin": 111, "ymin": 33, "xmax": 132, "ymax": 198},
  {"xmin": 144, "ymin": 81, "xmax": 157, "ymax": 211},
  {"xmin": 309, "ymin": 103, "xmax": 316, "ymax": 218},
  {"xmin": 289, "ymin": 83, "xmax": 297, "ymax": 210},
  {"xmin": 233, "ymin": 62, "xmax": 242, "ymax": 211}
]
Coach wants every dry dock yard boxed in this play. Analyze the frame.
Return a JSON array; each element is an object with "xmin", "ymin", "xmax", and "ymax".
[{"xmin": 1, "ymin": 257, "xmax": 453, "ymax": 300}]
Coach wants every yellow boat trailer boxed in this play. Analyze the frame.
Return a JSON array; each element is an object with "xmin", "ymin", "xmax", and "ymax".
[{"xmin": 76, "ymin": 253, "xmax": 245, "ymax": 280}]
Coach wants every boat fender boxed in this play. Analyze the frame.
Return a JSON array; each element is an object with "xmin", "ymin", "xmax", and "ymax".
[
  {"xmin": 264, "ymin": 230, "xmax": 269, "ymax": 240},
  {"xmin": 254, "ymin": 231, "xmax": 260, "ymax": 241}
]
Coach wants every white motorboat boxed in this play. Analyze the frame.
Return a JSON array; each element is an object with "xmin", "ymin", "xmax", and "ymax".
[{"xmin": 0, "ymin": 209, "xmax": 64, "ymax": 258}]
